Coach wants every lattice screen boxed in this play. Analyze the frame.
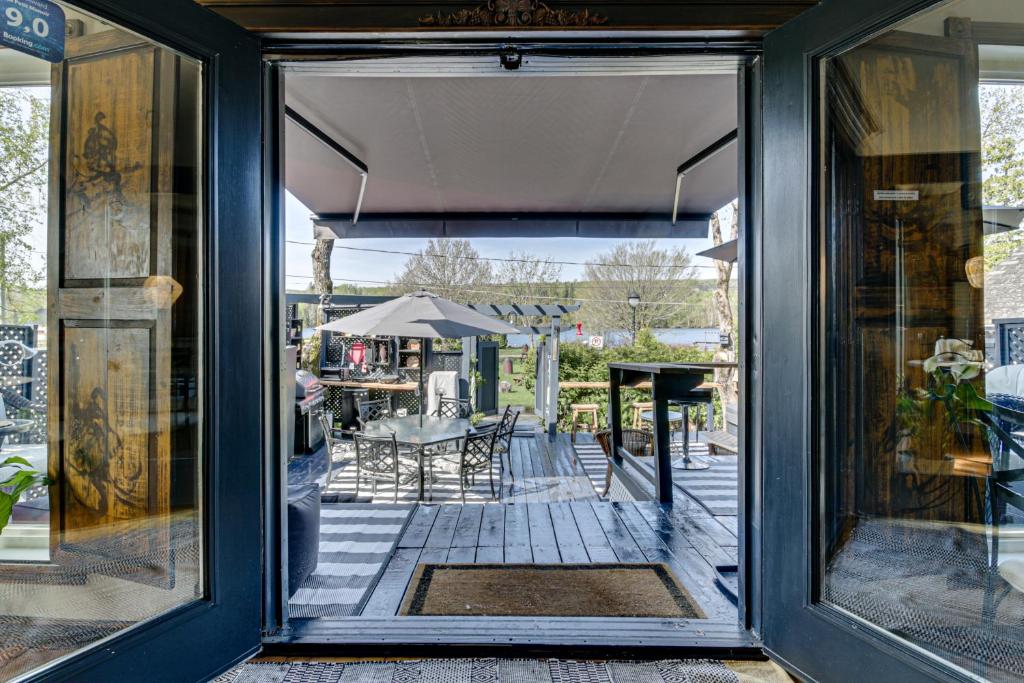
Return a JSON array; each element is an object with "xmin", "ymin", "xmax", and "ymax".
[{"xmin": 997, "ymin": 319, "xmax": 1024, "ymax": 365}]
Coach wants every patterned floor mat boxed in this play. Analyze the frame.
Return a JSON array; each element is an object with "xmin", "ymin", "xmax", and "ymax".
[{"xmin": 213, "ymin": 658, "xmax": 792, "ymax": 683}]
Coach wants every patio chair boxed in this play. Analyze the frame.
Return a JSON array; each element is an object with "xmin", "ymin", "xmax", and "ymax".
[
  {"xmin": 621, "ymin": 428, "xmax": 654, "ymax": 458},
  {"xmin": 435, "ymin": 396, "xmax": 471, "ymax": 419},
  {"xmin": 357, "ymin": 398, "xmax": 392, "ymax": 428},
  {"xmin": 352, "ymin": 432, "xmax": 416, "ymax": 503},
  {"xmin": 435, "ymin": 428, "xmax": 500, "ymax": 503},
  {"xmin": 491, "ymin": 406, "xmax": 519, "ymax": 482}
]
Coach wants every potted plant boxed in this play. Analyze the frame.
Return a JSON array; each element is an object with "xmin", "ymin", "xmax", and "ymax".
[{"xmin": 0, "ymin": 456, "xmax": 50, "ymax": 535}]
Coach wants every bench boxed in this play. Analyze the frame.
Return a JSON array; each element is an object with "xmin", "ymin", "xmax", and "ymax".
[{"xmin": 704, "ymin": 403, "xmax": 738, "ymax": 455}]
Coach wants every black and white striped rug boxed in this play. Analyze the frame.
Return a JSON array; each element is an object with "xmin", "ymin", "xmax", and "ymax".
[
  {"xmin": 670, "ymin": 454, "xmax": 737, "ymax": 517},
  {"xmin": 573, "ymin": 438, "xmax": 737, "ymax": 516},
  {"xmin": 323, "ymin": 445, "xmax": 507, "ymax": 505},
  {"xmin": 288, "ymin": 504, "xmax": 412, "ymax": 619}
]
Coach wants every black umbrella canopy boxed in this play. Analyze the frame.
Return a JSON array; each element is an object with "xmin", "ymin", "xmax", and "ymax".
[{"xmin": 319, "ymin": 290, "xmax": 519, "ymax": 338}]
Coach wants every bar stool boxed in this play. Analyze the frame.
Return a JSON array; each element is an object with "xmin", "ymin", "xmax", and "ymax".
[
  {"xmin": 570, "ymin": 403, "xmax": 600, "ymax": 443},
  {"xmin": 630, "ymin": 402, "xmax": 653, "ymax": 429}
]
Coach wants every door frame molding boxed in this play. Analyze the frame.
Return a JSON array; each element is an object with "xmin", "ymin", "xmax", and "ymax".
[
  {"xmin": 24, "ymin": 1, "xmax": 264, "ymax": 681},
  {"xmin": 761, "ymin": 0, "xmax": 985, "ymax": 681},
  {"xmin": 262, "ymin": 41, "xmax": 763, "ymax": 654}
]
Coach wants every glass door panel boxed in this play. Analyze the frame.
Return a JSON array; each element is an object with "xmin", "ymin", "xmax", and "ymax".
[
  {"xmin": 0, "ymin": 1, "xmax": 261, "ymax": 680},
  {"xmin": 820, "ymin": 1, "xmax": 1024, "ymax": 681}
]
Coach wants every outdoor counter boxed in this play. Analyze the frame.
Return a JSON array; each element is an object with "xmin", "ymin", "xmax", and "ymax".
[{"xmin": 318, "ymin": 379, "xmax": 418, "ymax": 391}]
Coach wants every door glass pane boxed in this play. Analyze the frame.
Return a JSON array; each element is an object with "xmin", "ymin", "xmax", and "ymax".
[
  {"xmin": 822, "ymin": 1, "xmax": 1024, "ymax": 680},
  {"xmin": 0, "ymin": 2, "xmax": 203, "ymax": 679}
]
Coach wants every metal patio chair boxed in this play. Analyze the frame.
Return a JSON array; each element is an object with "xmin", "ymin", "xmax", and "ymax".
[
  {"xmin": 435, "ymin": 428, "xmax": 500, "ymax": 502},
  {"xmin": 357, "ymin": 398, "xmax": 392, "ymax": 428},
  {"xmin": 435, "ymin": 396, "xmax": 472, "ymax": 419},
  {"xmin": 352, "ymin": 431, "xmax": 417, "ymax": 503}
]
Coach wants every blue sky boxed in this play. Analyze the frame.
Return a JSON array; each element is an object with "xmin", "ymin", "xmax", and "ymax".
[{"xmin": 284, "ymin": 192, "xmax": 725, "ymax": 291}]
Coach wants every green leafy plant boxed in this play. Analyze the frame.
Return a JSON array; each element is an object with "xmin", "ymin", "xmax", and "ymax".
[{"xmin": 0, "ymin": 456, "xmax": 50, "ymax": 535}]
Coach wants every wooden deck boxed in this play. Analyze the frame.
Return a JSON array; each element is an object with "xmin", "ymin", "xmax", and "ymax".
[
  {"xmin": 296, "ymin": 430, "xmax": 741, "ymax": 624},
  {"xmin": 358, "ymin": 500, "xmax": 737, "ymax": 620}
]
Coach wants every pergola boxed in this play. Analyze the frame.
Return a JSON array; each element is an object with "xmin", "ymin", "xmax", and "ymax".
[{"xmin": 285, "ymin": 293, "xmax": 580, "ymax": 433}]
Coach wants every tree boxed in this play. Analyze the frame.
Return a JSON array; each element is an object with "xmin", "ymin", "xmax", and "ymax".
[
  {"xmin": 392, "ymin": 239, "xmax": 493, "ymax": 302},
  {"xmin": 0, "ymin": 88, "xmax": 48, "ymax": 323},
  {"xmin": 579, "ymin": 241, "xmax": 695, "ymax": 335},
  {"xmin": 711, "ymin": 201, "xmax": 739, "ymax": 412},
  {"xmin": 980, "ymin": 84, "xmax": 1024, "ymax": 269},
  {"xmin": 494, "ymin": 251, "xmax": 562, "ymax": 327}
]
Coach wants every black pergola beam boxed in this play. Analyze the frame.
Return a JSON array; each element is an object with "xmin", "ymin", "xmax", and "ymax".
[
  {"xmin": 468, "ymin": 303, "xmax": 581, "ymax": 317},
  {"xmin": 313, "ymin": 212, "xmax": 710, "ymax": 240}
]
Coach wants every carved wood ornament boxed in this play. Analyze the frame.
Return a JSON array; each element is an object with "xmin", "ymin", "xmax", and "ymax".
[{"xmin": 419, "ymin": 0, "xmax": 607, "ymax": 28}]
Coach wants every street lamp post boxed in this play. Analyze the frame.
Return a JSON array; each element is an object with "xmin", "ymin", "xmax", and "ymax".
[{"xmin": 627, "ymin": 291, "xmax": 641, "ymax": 344}]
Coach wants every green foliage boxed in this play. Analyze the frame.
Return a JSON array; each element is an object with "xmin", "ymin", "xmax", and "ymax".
[
  {"xmin": 0, "ymin": 88, "xmax": 48, "ymax": 317},
  {"xmin": 534, "ymin": 329, "xmax": 716, "ymax": 431},
  {"xmin": 985, "ymin": 229, "xmax": 1024, "ymax": 271},
  {"xmin": 0, "ymin": 456, "xmax": 50, "ymax": 535}
]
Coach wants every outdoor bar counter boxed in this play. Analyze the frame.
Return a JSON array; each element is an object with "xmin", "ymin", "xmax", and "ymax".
[{"xmin": 607, "ymin": 362, "xmax": 736, "ymax": 503}]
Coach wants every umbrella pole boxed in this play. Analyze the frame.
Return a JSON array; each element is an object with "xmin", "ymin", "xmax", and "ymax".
[{"xmin": 419, "ymin": 339, "xmax": 425, "ymax": 427}]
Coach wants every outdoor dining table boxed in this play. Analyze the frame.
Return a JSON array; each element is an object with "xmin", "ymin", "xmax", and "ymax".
[{"xmin": 362, "ymin": 414, "xmax": 475, "ymax": 501}]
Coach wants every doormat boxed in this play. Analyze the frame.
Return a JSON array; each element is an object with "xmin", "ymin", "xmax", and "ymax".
[{"xmin": 398, "ymin": 563, "xmax": 705, "ymax": 618}]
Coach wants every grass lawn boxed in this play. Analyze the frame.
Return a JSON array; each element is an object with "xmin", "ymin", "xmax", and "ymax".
[{"xmin": 498, "ymin": 350, "xmax": 534, "ymax": 412}]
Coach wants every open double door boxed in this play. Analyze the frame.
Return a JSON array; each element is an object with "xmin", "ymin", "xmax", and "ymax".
[{"xmin": 30, "ymin": 0, "xmax": 1009, "ymax": 681}]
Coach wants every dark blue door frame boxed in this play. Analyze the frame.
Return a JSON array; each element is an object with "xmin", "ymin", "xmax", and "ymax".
[
  {"xmin": 28, "ymin": 1, "xmax": 264, "ymax": 681},
  {"xmin": 761, "ymin": 0, "xmax": 978, "ymax": 681}
]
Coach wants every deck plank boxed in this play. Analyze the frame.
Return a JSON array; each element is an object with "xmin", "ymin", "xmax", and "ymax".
[
  {"xmin": 591, "ymin": 502, "xmax": 646, "ymax": 562},
  {"xmin": 424, "ymin": 504, "xmax": 461, "ymax": 548},
  {"xmin": 359, "ymin": 547, "xmax": 422, "ymax": 616},
  {"xmin": 526, "ymin": 503, "xmax": 560, "ymax": 563},
  {"xmin": 475, "ymin": 546, "xmax": 504, "ymax": 563},
  {"xmin": 446, "ymin": 546, "xmax": 475, "ymax": 563},
  {"xmin": 452, "ymin": 504, "xmax": 484, "ymax": 548},
  {"xmin": 503, "ymin": 503, "xmax": 533, "ymax": 563},
  {"xmin": 643, "ymin": 502, "xmax": 737, "ymax": 566},
  {"xmin": 548, "ymin": 502, "xmax": 589, "ymax": 563},
  {"xmin": 397, "ymin": 505, "xmax": 439, "ymax": 549},
  {"xmin": 613, "ymin": 503, "xmax": 733, "ymax": 619},
  {"xmin": 567, "ymin": 502, "xmax": 616, "ymax": 562},
  {"xmin": 478, "ymin": 503, "xmax": 505, "ymax": 547}
]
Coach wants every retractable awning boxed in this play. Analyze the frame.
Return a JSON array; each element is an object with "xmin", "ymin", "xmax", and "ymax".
[{"xmin": 284, "ymin": 63, "xmax": 738, "ymax": 239}]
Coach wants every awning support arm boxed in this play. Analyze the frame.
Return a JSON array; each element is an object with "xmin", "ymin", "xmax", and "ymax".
[
  {"xmin": 671, "ymin": 128, "xmax": 738, "ymax": 225},
  {"xmin": 285, "ymin": 105, "xmax": 369, "ymax": 225}
]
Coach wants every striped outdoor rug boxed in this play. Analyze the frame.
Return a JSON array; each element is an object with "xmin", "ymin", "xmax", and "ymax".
[
  {"xmin": 671, "ymin": 453, "xmax": 738, "ymax": 517},
  {"xmin": 572, "ymin": 440, "xmax": 610, "ymax": 495},
  {"xmin": 288, "ymin": 504, "xmax": 412, "ymax": 618},
  {"xmin": 572, "ymin": 437, "xmax": 730, "ymax": 513},
  {"xmin": 323, "ymin": 446, "xmax": 508, "ymax": 504}
]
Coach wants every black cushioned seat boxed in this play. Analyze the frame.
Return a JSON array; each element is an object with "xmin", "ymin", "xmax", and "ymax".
[{"xmin": 287, "ymin": 483, "xmax": 320, "ymax": 596}]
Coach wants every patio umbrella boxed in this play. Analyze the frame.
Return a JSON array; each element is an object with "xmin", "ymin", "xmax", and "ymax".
[{"xmin": 319, "ymin": 290, "xmax": 518, "ymax": 424}]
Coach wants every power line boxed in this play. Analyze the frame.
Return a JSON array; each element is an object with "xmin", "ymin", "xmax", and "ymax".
[
  {"xmin": 285, "ymin": 240, "xmax": 718, "ymax": 270},
  {"xmin": 283, "ymin": 273, "xmax": 712, "ymax": 308}
]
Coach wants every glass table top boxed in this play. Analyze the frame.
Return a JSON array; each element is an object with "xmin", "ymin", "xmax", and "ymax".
[{"xmin": 362, "ymin": 415, "xmax": 473, "ymax": 445}]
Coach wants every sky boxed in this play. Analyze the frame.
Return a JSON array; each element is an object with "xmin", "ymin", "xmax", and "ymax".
[{"xmin": 284, "ymin": 191, "xmax": 726, "ymax": 292}]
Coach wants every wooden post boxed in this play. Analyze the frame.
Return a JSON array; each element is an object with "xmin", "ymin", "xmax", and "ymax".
[
  {"xmin": 652, "ymin": 376, "xmax": 674, "ymax": 504},
  {"xmin": 546, "ymin": 315, "xmax": 561, "ymax": 437},
  {"xmin": 534, "ymin": 337, "xmax": 546, "ymax": 415},
  {"xmin": 460, "ymin": 336, "xmax": 475, "ymax": 402},
  {"xmin": 609, "ymin": 366, "xmax": 623, "ymax": 466}
]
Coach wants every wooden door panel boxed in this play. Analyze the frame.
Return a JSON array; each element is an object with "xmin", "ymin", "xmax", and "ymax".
[
  {"xmin": 48, "ymin": 29, "xmax": 179, "ymax": 587},
  {"xmin": 64, "ymin": 46, "xmax": 158, "ymax": 281}
]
